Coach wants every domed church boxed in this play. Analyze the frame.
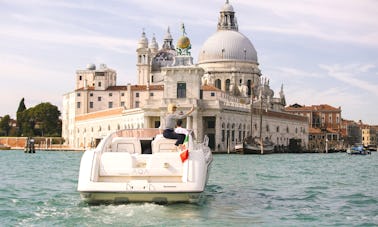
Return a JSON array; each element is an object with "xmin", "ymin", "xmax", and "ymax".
[{"xmin": 62, "ymin": 1, "xmax": 308, "ymax": 152}]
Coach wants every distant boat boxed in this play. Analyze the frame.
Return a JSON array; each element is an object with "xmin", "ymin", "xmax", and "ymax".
[
  {"xmin": 236, "ymin": 136, "xmax": 274, "ymax": 155},
  {"xmin": 346, "ymin": 144, "xmax": 371, "ymax": 155},
  {"xmin": 235, "ymin": 87, "xmax": 274, "ymax": 155},
  {"xmin": 366, "ymin": 144, "xmax": 377, "ymax": 152},
  {"xmin": 0, "ymin": 144, "xmax": 10, "ymax": 150}
]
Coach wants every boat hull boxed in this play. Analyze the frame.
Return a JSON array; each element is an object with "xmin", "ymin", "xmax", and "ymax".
[
  {"xmin": 80, "ymin": 191, "xmax": 204, "ymax": 204},
  {"xmin": 241, "ymin": 145, "xmax": 274, "ymax": 155},
  {"xmin": 346, "ymin": 144, "xmax": 371, "ymax": 155},
  {"xmin": 236, "ymin": 142, "xmax": 274, "ymax": 154},
  {"xmin": 236, "ymin": 136, "xmax": 274, "ymax": 154}
]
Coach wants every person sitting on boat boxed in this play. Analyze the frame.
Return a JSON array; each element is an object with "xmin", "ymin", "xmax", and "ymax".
[
  {"xmin": 163, "ymin": 104, "xmax": 194, "ymax": 148},
  {"xmin": 175, "ymin": 119, "xmax": 189, "ymax": 136}
]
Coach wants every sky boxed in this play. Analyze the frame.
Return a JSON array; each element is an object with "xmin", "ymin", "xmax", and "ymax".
[{"xmin": 1, "ymin": 0, "xmax": 377, "ymax": 125}]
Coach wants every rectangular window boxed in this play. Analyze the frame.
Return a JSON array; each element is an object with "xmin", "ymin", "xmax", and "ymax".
[
  {"xmin": 211, "ymin": 92, "xmax": 215, "ymax": 97},
  {"xmin": 79, "ymin": 75, "xmax": 82, "ymax": 80},
  {"xmin": 89, "ymin": 102, "xmax": 93, "ymax": 108},
  {"xmin": 150, "ymin": 92, "xmax": 154, "ymax": 97},
  {"xmin": 98, "ymin": 82, "xmax": 101, "ymax": 87},
  {"xmin": 121, "ymin": 93, "xmax": 125, "ymax": 96},
  {"xmin": 207, "ymin": 121, "xmax": 215, "ymax": 128},
  {"xmin": 136, "ymin": 92, "xmax": 139, "ymax": 98},
  {"xmin": 77, "ymin": 102, "xmax": 81, "ymax": 108},
  {"xmin": 90, "ymin": 93, "xmax": 93, "ymax": 97},
  {"xmin": 120, "ymin": 101, "xmax": 125, "ymax": 107},
  {"xmin": 77, "ymin": 93, "xmax": 81, "ymax": 97},
  {"xmin": 98, "ymin": 97, "xmax": 102, "ymax": 101},
  {"xmin": 135, "ymin": 101, "xmax": 140, "ymax": 108},
  {"xmin": 109, "ymin": 93, "xmax": 112, "ymax": 97},
  {"xmin": 177, "ymin": 82, "xmax": 186, "ymax": 98},
  {"xmin": 108, "ymin": 102, "xmax": 113, "ymax": 108}
]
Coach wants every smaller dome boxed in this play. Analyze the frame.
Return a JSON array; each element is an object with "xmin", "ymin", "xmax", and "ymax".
[
  {"xmin": 177, "ymin": 36, "xmax": 191, "ymax": 49},
  {"xmin": 221, "ymin": 1, "xmax": 234, "ymax": 12},
  {"xmin": 164, "ymin": 28, "xmax": 173, "ymax": 41},
  {"xmin": 86, "ymin": 63, "xmax": 96, "ymax": 70},
  {"xmin": 137, "ymin": 31, "xmax": 148, "ymax": 49},
  {"xmin": 149, "ymin": 36, "xmax": 159, "ymax": 50}
]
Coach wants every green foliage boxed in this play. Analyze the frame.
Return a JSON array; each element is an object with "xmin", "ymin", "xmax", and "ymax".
[
  {"xmin": 19, "ymin": 102, "xmax": 62, "ymax": 137},
  {"xmin": 0, "ymin": 115, "xmax": 11, "ymax": 136},
  {"xmin": 17, "ymin": 98, "xmax": 26, "ymax": 113},
  {"xmin": 2, "ymin": 98, "xmax": 62, "ymax": 137},
  {"xmin": 32, "ymin": 102, "xmax": 62, "ymax": 136},
  {"xmin": 16, "ymin": 98, "xmax": 27, "ymax": 136}
]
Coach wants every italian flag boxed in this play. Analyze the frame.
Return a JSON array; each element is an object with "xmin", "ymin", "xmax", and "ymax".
[{"xmin": 180, "ymin": 135, "xmax": 189, "ymax": 163}]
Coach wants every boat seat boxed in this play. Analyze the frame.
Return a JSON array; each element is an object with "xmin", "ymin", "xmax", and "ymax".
[
  {"xmin": 111, "ymin": 137, "xmax": 141, "ymax": 154},
  {"xmin": 99, "ymin": 152, "xmax": 134, "ymax": 176},
  {"xmin": 99, "ymin": 152, "xmax": 183, "ymax": 177},
  {"xmin": 151, "ymin": 136, "xmax": 177, "ymax": 153}
]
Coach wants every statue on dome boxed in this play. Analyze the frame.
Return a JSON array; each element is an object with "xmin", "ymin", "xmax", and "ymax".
[{"xmin": 176, "ymin": 23, "xmax": 191, "ymax": 56}]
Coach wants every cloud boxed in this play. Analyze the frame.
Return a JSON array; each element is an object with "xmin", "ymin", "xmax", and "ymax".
[
  {"xmin": 319, "ymin": 63, "xmax": 378, "ymax": 96},
  {"xmin": 238, "ymin": 0, "xmax": 378, "ymax": 47}
]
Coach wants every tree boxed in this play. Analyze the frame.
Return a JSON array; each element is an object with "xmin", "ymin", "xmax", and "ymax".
[
  {"xmin": 29, "ymin": 102, "xmax": 61, "ymax": 136},
  {"xmin": 17, "ymin": 98, "xmax": 26, "ymax": 113},
  {"xmin": 15, "ymin": 99, "xmax": 62, "ymax": 137},
  {"xmin": 16, "ymin": 98, "xmax": 27, "ymax": 136},
  {"xmin": 0, "ymin": 115, "xmax": 11, "ymax": 136}
]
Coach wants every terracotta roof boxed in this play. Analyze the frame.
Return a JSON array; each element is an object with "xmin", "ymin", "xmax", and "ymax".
[
  {"xmin": 202, "ymin": 84, "xmax": 221, "ymax": 91},
  {"xmin": 308, "ymin": 127, "xmax": 339, "ymax": 134},
  {"xmin": 285, "ymin": 104, "xmax": 340, "ymax": 112},
  {"xmin": 75, "ymin": 86, "xmax": 95, "ymax": 91},
  {"xmin": 107, "ymin": 86, "xmax": 128, "ymax": 91},
  {"xmin": 251, "ymin": 109, "xmax": 308, "ymax": 122},
  {"xmin": 309, "ymin": 127, "xmax": 322, "ymax": 134}
]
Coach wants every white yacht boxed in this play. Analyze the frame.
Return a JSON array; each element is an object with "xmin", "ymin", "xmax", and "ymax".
[{"xmin": 77, "ymin": 128, "xmax": 213, "ymax": 204}]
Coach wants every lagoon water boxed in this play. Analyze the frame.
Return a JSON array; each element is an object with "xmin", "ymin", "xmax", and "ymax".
[{"xmin": 0, "ymin": 150, "xmax": 377, "ymax": 226}]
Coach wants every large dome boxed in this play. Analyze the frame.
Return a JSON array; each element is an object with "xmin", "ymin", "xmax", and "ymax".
[{"xmin": 198, "ymin": 30, "xmax": 258, "ymax": 64}]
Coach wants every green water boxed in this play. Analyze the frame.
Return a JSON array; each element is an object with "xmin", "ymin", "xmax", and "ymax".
[{"xmin": 0, "ymin": 150, "xmax": 377, "ymax": 226}]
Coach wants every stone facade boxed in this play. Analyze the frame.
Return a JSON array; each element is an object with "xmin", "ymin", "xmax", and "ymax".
[{"xmin": 61, "ymin": 1, "xmax": 309, "ymax": 152}]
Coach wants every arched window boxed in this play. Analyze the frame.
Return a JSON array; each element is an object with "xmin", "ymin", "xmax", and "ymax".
[
  {"xmin": 247, "ymin": 80, "xmax": 252, "ymax": 95},
  {"xmin": 225, "ymin": 79, "xmax": 231, "ymax": 92},
  {"xmin": 215, "ymin": 79, "xmax": 221, "ymax": 89}
]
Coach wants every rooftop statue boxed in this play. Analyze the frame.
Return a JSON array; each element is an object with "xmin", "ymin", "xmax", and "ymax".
[{"xmin": 176, "ymin": 23, "xmax": 191, "ymax": 56}]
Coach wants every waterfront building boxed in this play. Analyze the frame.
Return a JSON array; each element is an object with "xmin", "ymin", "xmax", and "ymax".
[
  {"xmin": 341, "ymin": 119, "xmax": 361, "ymax": 146},
  {"xmin": 362, "ymin": 127, "xmax": 377, "ymax": 147},
  {"xmin": 285, "ymin": 104, "xmax": 342, "ymax": 152},
  {"xmin": 62, "ymin": 1, "xmax": 309, "ymax": 152}
]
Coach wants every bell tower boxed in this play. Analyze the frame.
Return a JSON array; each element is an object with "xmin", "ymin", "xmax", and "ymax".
[{"xmin": 136, "ymin": 30, "xmax": 150, "ymax": 85}]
